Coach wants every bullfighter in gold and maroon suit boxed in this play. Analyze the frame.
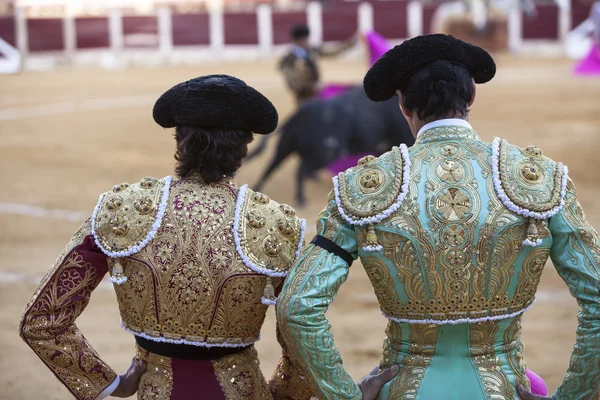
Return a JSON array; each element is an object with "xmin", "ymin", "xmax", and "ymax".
[{"xmin": 19, "ymin": 75, "xmax": 314, "ymax": 400}]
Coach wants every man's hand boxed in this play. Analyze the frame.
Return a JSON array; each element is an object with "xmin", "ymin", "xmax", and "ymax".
[
  {"xmin": 111, "ymin": 357, "xmax": 147, "ymax": 398},
  {"xmin": 358, "ymin": 365, "xmax": 400, "ymax": 400},
  {"xmin": 517, "ymin": 384, "xmax": 552, "ymax": 400}
]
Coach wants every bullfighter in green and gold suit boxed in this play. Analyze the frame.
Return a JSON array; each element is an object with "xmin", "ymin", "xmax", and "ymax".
[{"xmin": 277, "ymin": 34, "xmax": 600, "ymax": 399}]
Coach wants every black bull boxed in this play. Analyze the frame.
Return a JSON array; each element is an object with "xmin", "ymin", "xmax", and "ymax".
[{"xmin": 248, "ymin": 86, "xmax": 415, "ymax": 206}]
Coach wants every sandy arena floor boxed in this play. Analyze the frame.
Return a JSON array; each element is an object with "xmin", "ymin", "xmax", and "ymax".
[{"xmin": 1, "ymin": 55, "xmax": 599, "ymax": 399}]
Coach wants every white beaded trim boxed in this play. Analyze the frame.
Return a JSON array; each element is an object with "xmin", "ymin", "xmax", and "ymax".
[
  {"xmin": 233, "ymin": 184, "xmax": 288, "ymax": 278},
  {"xmin": 92, "ymin": 176, "xmax": 173, "ymax": 258},
  {"xmin": 296, "ymin": 218, "xmax": 306, "ymax": 259},
  {"xmin": 333, "ymin": 144, "xmax": 412, "ymax": 226},
  {"xmin": 362, "ymin": 245, "xmax": 383, "ymax": 252},
  {"xmin": 491, "ymin": 138, "xmax": 569, "ymax": 220},
  {"xmin": 382, "ymin": 301, "xmax": 535, "ymax": 325},
  {"xmin": 108, "ymin": 276, "xmax": 128, "ymax": 284},
  {"xmin": 261, "ymin": 297, "xmax": 277, "ymax": 306},
  {"xmin": 523, "ymin": 238, "xmax": 543, "ymax": 247},
  {"xmin": 121, "ymin": 321, "xmax": 259, "ymax": 348}
]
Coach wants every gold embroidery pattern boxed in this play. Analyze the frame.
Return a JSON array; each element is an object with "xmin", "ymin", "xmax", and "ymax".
[
  {"xmin": 425, "ymin": 142, "xmax": 482, "ymax": 315},
  {"xmin": 387, "ymin": 324, "xmax": 438, "ymax": 399},
  {"xmin": 371, "ymin": 136, "xmax": 547, "ymax": 323},
  {"xmin": 503, "ymin": 317, "xmax": 528, "ymax": 390},
  {"xmin": 470, "ymin": 321, "xmax": 515, "ymax": 399},
  {"xmin": 277, "ymin": 240, "xmax": 362, "ymax": 399},
  {"xmin": 212, "ymin": 346, "xmax": 271, "ymax": 399},
  {"xmin": 268, "ymin": 352, "xmax": 314, "ymax": 399},
  {"xmin": 474, "ymin": 177, "xmax": 523, "ymax": 303},
  {"xmin": 20, "ymin": 220, "xmax": 117, "ymax": 400},
  {"xmin": 379, "ymin": 321, "xmax": 403, "ymax": 370},
  {"xmin": 236, "ymin": 187, "xmax": 304, "ymax": 275},
  {"xmin": 551, "ymin": 180, "xmax": 600, "ymax": 399},
  {"xmin": 362, "ymin": 256, "xmax": 400, "ymax": 318},
  {"xmin": 94, "ymin": 177, "xmax": 168, "ymax": 254},
  {"xmin": 268, "ymin": 325, "xmax": 314, "ymax": 399},
  {"xmin": 497, "ymin": 139, "xmax": 565, "ymax": 213},
  {"xmin": 415, "ymin": 126, "xmax": 480, "ymax": 145},
  {"xmin": 337, "ymin": 147, "xmax": 404, "ymax": 218},
  {"xmin": 515, "ymin": 248, "xmax": 550, "ymax": 305},
  {"xmin": 378, "ymin": 228, "xmax": 439, "ymax": 312},
  {"xmin": 113, "ymin": 180, "xmax": 286, "ymax": 346},
  {"xmin": 137, "ymin": 345, "xmax": 173, "ymax": 400}
]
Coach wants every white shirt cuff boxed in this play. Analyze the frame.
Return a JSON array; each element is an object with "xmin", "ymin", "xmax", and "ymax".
[{"xmin": 95, "ymin": 375, "xmax": 120, "ymax": 400}]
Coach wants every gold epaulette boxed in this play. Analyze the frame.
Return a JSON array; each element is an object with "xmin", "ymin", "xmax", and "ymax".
[
  {"xmin": 492, "ymin": 138, "xmax": 568, "ymax": 246},
  {"xmin": 92, "ymin": 176, "xmax": 173, "ymax": 282},
  {"xmin": 333, "ymin": 145, "xmax": 411, "ymax": 226},
  {"xmin": 332, "ymin": 145, "xmax": 411, "ymax": 251},
  {"xmin": 233, "ymin": 184, "xmax": 305, "ymax": 279}
]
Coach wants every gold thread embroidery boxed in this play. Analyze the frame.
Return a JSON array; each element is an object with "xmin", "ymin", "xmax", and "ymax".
[
  {"xmin": 337, "ymin": 147, "xmax": 404, "ymax": 218},
  {"xmin": 497, "ymin": 139, "xmax": 565, "ymax": 213},
  {"xmin": 113, "ymin": 180, "xmax": 293, "ymax": 346},
  {"xmin": 137, "ymin": 345, "xmax": 174, "ymax": 400},
  {"xmin": 20, "ymin": 220, "xmax": 117, "ymax": 400},
  {"xmin": 387, "ymin": 324, "xmax": 438, "ymax": 399},
  {"xmin": 94, "ymin": 177, "xmax": 167, "ymax": 253},
  {"xmin": 212, "ymin": 347, "xmax": 271, "ymax": 399},
  {"xmin": 278, "ymin": 242, "xmax": 361, "ymax": 399},
  {"xmin": 470, "ymin": 321, "xmax": 515, "ymax": 399},
  {"xmin": 504, "ymin": 317, "xmax": 529, "ymax": 390}
]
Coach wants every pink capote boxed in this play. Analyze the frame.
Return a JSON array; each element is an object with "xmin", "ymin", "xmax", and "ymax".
[
  {"xmin": 574, "ymin": 44, "xmax": 600, "ymax": 75},
  {"xmin": 527, "ymin": 369, "xmax": 548, "ymax": 396},
  {"xmin": 318, "ymin": 31, "xmax": 392, "ymax": 102}
]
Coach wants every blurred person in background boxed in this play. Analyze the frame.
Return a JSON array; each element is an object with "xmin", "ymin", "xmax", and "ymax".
[
  {"xmin": 593, "ymin": 0, "xmax": 600, "ymax": 46},
  {"xmin": 18, "ymin": 74, "xmax": 397, "ymax": 400},
  {"xmin": 574, "ymin": 0, "xmax": 600, "ymax": 75},
  {"xmin": 279, "ymin": 24, "xmax": 357, "ymax": 106},
  {"xmin": 277, "ymin": 34, "xmax": 600, "ymax": 399}
]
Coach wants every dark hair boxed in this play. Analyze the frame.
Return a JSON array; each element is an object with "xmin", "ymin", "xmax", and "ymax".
[
  {"xmin": 399, "ymin": 61, "xmax": 473, "ymax": 122},
  {"xmin": 174, "ymin": 126, "xmax": 254, "ymax": 182},
  {"xmin": 291, "ymin": 24, "xmax": 310, "ymax": 40}
]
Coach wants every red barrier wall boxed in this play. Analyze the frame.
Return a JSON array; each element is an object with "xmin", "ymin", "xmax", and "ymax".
[
  {"xmin": 272, "ymin": 11, "xmax": 306, "ymax": 45},
  {"xmin": 172, "ymin": 13, "xmax": 210, "ymax": 46},
  {"xmin": 76, "ymin": 17, "xmax": 110, "ymax": 49},
  {"xmin": 0, "ymin": 16, "xmax": 16, "ymax": 46},
  {"xmin": 373, "ymin": 1, "xmax": 408, "ymax": 39},
  {"xmin": 322, "ymin": 3, "xmax": 357, "ymax": 41},
  {"xmin": 571, "ymin": 0, "xmax": 592, "ymax": 28},
  {"xmin": 123, "ymin": 16, "xmax": 158, "ymax": 48},
  {"xmin": 28, "ymin": 18, "xmax": 64, "ymax": 52},
  {"xmin": 224, "ymin": 12, "xmax": 258, "ymax": 45},
  {"xmin": 522, "ymin": 4, "xmax": 559, "ymax": 39}
]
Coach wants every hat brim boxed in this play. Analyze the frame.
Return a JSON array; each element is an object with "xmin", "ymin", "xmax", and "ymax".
[
  {"xmin": 153, "ymin": 74, "xmax": 278, "ymax": 135},
  {"xmin": 363, "ymin": 34, "xmax": 496, "ymax": 102}
]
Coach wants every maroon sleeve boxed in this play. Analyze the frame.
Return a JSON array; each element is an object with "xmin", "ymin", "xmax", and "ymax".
[{"xmin": 19, "ymin": 219, "xmax": 118, "ymax": 400}]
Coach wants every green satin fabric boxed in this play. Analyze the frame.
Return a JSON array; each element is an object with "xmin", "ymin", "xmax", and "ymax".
[{"xmin": 277, "ymin": 127, "xmax": 600, "ymax": 400}]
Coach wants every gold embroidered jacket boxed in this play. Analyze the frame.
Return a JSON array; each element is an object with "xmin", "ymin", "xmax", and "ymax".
[
  {"xmin": 20, "ymin": 176, "xmax": 313, "ymax": 400},
  {"xmin": 277, "ymin": 125, "xmax": 600, "ymax": 399}
]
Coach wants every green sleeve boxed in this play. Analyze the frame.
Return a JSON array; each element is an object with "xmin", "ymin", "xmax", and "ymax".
[
  {"xmin": 267, "ymin": 323, "xmax": 315, "ymax": 400},
  {"xmin": 549, "ymin": 179, "xmax": 600, "ymax": 400},
  {"xmin": 276, "ymin": 191, "xmax": 362, "ymax": 400}
]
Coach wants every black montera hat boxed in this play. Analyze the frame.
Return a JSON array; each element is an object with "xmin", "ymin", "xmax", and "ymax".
[
  {"xmin": 363, "ymin": 34, "xmax": 496, "ymax": 102},
  {"xmin": 153, "ymin": 74, "xmax": 278, "ymax": 135}
]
